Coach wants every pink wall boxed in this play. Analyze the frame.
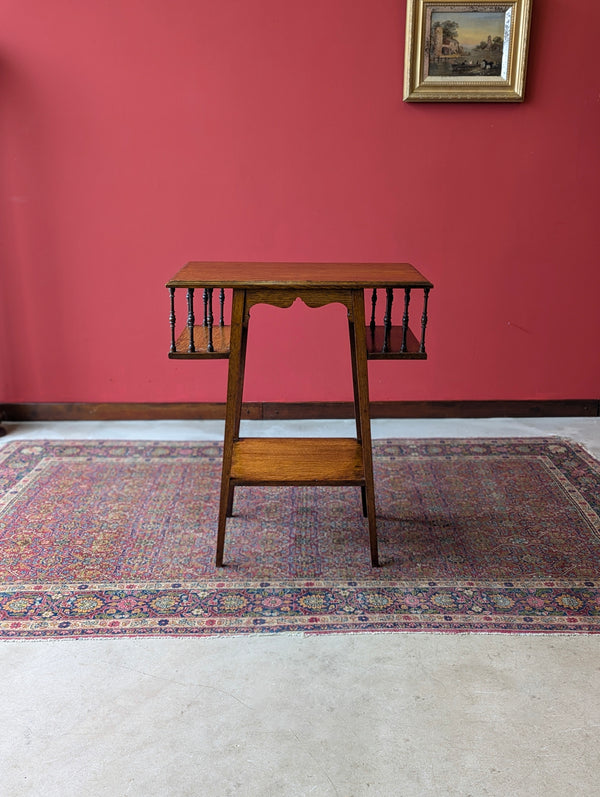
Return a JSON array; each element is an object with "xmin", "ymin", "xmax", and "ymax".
[{"xmin": 1, "ymin": 0, "xmax": 599, "ymax": 404}]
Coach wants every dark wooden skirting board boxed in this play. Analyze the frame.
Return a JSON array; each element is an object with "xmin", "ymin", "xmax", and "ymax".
[
  {"xmin": 1, "ymin": 400, "xmax": 598, "ymax": 422},
  {"xmin": 264, "ymin": 399, "xmax": 600, "ymax": 419}
]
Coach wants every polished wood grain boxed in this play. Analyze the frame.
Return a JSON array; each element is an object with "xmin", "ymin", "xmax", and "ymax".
[
  {"xmin": 169, "ymin": 325, "xmax": 231, "ymax": 359},
  {"xmin": 229, "ymin": 438, "xmax": 364, "ymax": 484},
  {"xmin": 167, "ymin": 261, "xmax": 433, "ymax": 289},
  {"xmin": 243, "ymin": 287, "xmax": 353, "ymax": 311}
]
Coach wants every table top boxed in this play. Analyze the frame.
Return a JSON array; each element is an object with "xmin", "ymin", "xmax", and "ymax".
[{"xmin": 167, "ymin": 262, "xmax": 433, "ymax": 290}]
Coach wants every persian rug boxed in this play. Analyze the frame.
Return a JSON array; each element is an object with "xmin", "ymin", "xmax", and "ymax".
[{"xmin": 0, "ymin": 438, "xmax": 599, "ymax": 638}]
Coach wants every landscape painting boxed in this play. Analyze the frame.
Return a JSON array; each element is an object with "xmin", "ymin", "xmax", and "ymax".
[
  {"xmin": 403, "ymin": 0, "xmax": 532, "ymax": 101},
  {"xmin": 426, "ymin": 8, "xmax": 509, "ymax": 78}
]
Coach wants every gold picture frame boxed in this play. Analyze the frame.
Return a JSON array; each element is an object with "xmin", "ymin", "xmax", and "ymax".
[{"xmin": 403, "ymin": 0, "xmax": 532, "ymax": 102}]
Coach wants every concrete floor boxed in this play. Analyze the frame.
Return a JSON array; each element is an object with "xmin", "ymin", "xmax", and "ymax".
[{"xmin": 1, "ymin": 418, "xmax": 599, "ymax": 797}]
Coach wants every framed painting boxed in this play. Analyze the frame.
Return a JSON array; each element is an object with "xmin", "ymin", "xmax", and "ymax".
[{"xmin": 403, "ymin": 0, "xmax": 532, "ymax": 101}]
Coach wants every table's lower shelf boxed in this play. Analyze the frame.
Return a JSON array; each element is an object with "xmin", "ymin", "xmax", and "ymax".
[{"xmin": 230, "ymin": 438, "xmax": 365, "ymax": 485}]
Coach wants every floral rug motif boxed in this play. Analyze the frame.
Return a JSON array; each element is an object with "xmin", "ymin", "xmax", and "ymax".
[{"xmin": 0, "ymin": 438, "xmax": 599, "ymax": 637}]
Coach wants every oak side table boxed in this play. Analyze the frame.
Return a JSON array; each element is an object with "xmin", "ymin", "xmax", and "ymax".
[{"xmin": 166, "ymin": 262, "xmax": 432, "ymax": 567}]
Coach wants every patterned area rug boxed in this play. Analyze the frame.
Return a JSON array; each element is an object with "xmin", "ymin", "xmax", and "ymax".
[{"xmin": 1, "ymin": 438, "xmax": 599, "ymax": 638}]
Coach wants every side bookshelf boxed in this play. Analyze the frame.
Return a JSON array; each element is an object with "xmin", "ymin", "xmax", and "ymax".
[{"xmin": 167, "ymin": 285, "xmax": 430, "ymax": 361}]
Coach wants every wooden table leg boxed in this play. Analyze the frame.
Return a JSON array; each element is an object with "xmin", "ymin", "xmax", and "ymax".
[
  {"xmin": 347, "ymin": 310, "xmax": 367, "ymax": 517},
  {"xmin": 225, "ymin": 298, "xmax": 250, "ymax": 518},
  {"xmin": 216, "ymin": 288, "xmax": 248, "ymax": 567},
  {"xmin": 350, "ymin": 289, "xmax": 379, "ymax": 567}
]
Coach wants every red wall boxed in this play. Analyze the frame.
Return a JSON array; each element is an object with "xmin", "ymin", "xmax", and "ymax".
[{"xmin": 1, "ymin": 0, "xmax": 599, "ymax": 404}]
